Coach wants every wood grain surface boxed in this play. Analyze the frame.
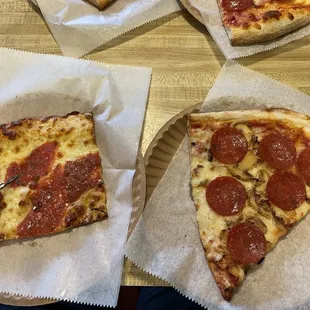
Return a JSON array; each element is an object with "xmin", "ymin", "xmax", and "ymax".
[{"xmin": 1, "ymin": 0, "xmax": 310, "ymax": 288}]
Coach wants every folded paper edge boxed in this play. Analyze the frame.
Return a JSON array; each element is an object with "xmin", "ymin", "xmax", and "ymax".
[
  {"xmin": 81, "ymin": 2, "xmax": 183, "ymax": 58},
  {"xmin": 124, "ymin": 254, "xmax": 215, "ymax": 310},
  {"xmin": 223, "ymin": 60, "xmax": 309, "ymax": 98},
  {"xmin": 0, "ymin": 290, "xmax": 116, "ymax": 308},
  {"xmin": 0, "ymin": 47, "xmax": 152, "ymax": 72},
  {"xmin": 35, "ymin": 0, "xmax": 182, "ymax": 58}
]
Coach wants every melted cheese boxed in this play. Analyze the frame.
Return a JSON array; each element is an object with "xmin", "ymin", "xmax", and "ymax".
[{"xmin": 0, "ymin": 113, "xmax": 106, "ymax": 240}]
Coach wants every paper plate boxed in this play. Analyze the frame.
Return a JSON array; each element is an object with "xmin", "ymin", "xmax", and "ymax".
[
  {"xmin": 128, "ymin": 151, "xmax": 146, "ymax": 239},
  {"xmin": 180, "ymin": 0, "xmax": 203, "ymax": 24},
  {"xmin": 144, "ymin": 103, "xmax": 202, "ymax": 203}
]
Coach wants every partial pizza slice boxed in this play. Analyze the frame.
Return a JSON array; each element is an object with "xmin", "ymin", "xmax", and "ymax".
[
  {"xmin": 86, "ymin": 0, "xmax": 116, "ymax": 9},
  {"xmin": 0, "ymin": 112, "xmax": 107, "ymax": 240},
  {"xmin": 218, "ymin": 0, "xmax": 310, "ymax": 45},
  {"xmin": 187, "ymin": 109, "xmax": 310, "ymax": 300}
]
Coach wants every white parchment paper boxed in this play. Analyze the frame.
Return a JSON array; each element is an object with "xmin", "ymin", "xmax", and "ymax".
[
  {"xmin": 125, "ymin": 60, "xmax": 310, "ymax": 310},
  {"xmin": 0, "ymin": 47, "xmax": 151, "ymax": 307},
  {"xmin": 34, "ymin": 0, "xmax": 181, "ymax": 58},
  {"xmin": 189, "ymin": 0, "xmax": 310, "ymax": 59}
]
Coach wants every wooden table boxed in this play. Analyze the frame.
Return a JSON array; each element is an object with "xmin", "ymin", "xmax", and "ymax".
[{"xmin": 1, "ymin": 0, "xmax": 310, "ymax": 287}]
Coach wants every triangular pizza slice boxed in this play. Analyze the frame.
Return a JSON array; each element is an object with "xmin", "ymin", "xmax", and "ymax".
[
  {"xmin": 217, "ymin": 0, "xmax": 310, "ymax": 45},
  {"xmin": 187, "ymin": 109, "xmax": 310, "ymax": 300}
]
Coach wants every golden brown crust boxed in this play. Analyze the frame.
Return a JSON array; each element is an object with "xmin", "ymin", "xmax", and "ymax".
[
  {"xmin": 229, "ymin": 10, "xmax": 310, "ymax": 45},
  {"xmin": 86, "ymin": 0, "xmax": 115, "ymax": 10},
  {"xmin": 188, "ymin": 108, "xmax": 310, "ymax": 125}
]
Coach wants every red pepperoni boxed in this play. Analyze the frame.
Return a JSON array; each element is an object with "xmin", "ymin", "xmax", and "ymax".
[
  {"xmin": 258, "ymin": 133, "xmax": 296, "ymax": 170},
  {"xmin": 267, "ymin": 171, "xmax": 306, "ymax": 211},
  {"xmin": 206, "ymin": 176, "xmax": 247, "ymax": 216},
  {"xmin": 222, "ymin": 0, "xmax": 253, "ymax": 11},
  {"xmin": 6, "ymin": 141, "xmax": 58, "ymax": 188},
  {"xmin": 211, "ymin": 127, "xmax": 248, "ymax": 164},
  {"xmin": 227, "ymin": 222, "xmax": 266, "ymax": 264},
  {"xmin": 17, "ymin": 153, "xmax": 102, "ymax": 237},
  {"xmin": 297, "ymin": 147, "xmax": 310, "ymax": 184}
]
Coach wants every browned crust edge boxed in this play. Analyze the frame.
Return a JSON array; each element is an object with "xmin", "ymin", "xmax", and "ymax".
[{"xmin": 227, "ymin": 10, "xmax": 310, "ymax": 45}]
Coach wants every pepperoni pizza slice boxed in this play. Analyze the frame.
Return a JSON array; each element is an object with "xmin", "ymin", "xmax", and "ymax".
[
  {"xmin": 0, "ymin": 112, "xmax": 107, "ymax": 241},
  {"xmin": 218, "ymin": 0, "xmax": 310, "ymax": 45},
  {"xmin": 86, "ymin": 0, "xmax": 116, "ymax": 9},
  {"xmin": 187, "ymin": 109, "xmax": 310, "ymax": 300}
]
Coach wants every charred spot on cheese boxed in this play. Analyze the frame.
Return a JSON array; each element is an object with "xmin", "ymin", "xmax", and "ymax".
[
  {"xmin": 263, "ymin": 10, "xmax": 282, "ymax": 21},
  {"xmin": 18, "ymin": 200, "xmax": 27, "ymax": 207},
  {"xmin": 1, "ymin": 126, "xmax": 17, "ymax": 140},
  {"xmin": 66, "ymin": 128, "xmax": 74, "ymax": 135},
  {"xmin": 92, "ymin": 194, "xmax": 101, "ymax": 202},
  {"xmin": 65, "ymin": 204, "xmax": 85, "ymax": 227},
  {"xmin": 287, "ymin": 12, "xmax": 294, "ymax": 20}
]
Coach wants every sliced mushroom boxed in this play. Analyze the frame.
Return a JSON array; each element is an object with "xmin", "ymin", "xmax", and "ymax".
[
  {"xmin": 237, "ymin": 150, "xmax": 257, "ymax": 171},
  {"xmin": 257, "ymin": 169, "xmax": 269, "ymax": 182},
  {"xmin": 227, "ymin": 166, "xmax": 253, "ymax": 181},
  {"xmin": 235, "ymin": 123, "xmax": 253, "ymax": 144},
  {"xmin": 256, "ymin": 181, "xmax": 267, "ymax": 198},
  {"xmin": 247, "ymin": 216, "xmax": 268, "ymax": 234}
]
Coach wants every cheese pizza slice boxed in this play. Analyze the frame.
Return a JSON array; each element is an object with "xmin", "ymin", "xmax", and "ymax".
[
  {"xmin": 188, "ymin": 109, "xmax": 310, "ymax": 300},
  {"xmin": 217, "ymin": 0, "xmax": 310, "ymax": 45},
  {"xmin": 0, "ymin": 112, "xmax": 107, "ymax": 240},
  {"xmin": 86, "ymin": 0, "xmax": 116, "ymax": 9}
]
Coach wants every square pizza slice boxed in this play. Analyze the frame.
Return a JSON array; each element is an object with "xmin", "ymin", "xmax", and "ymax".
[{"xmin": 0, "ymin": 112, "xmax": 107, "ymax": 240}]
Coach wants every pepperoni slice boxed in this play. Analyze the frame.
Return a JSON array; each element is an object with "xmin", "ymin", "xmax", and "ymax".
[
  {"xmin": 222, "ymin": 0, "xmax": 253, "ymax": 12},
  {"xmin": 211, "ymin": 127, "xmax": 248, "ymax": 164},
  {"xmin": 297, "ymin": 147, "xmax": 310, "ymax": 184},
  {"xmin": 206, "ymin": 176, "xmax": 247, "ymax": 216},
  {"xmin": 258, "ymin": 133, "xmax": 296, "ymax": 170},
  {"xmin": 227, "ymin": 222, "xmax": 266, "ymax": 264},
  {"xmin": 267, "ymin": 171, "xmax": 306, "ymax": 211}
]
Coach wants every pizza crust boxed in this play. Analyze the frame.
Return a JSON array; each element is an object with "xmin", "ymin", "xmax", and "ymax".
[
  {"xmin": 86, "ymin": 0, "xmax": 115, "ymax": 9},
  {"xmin": 228, "ymin": 11, "xmax": 310, "ymax": 45},
  {"xmin": 188, "ymin": 108, "xmax": 310, "ymax": 127}
]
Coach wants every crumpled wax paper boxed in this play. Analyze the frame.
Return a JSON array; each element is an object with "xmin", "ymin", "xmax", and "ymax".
[
  {"xmin": 0, "ymin": 47, "xmax": 151, "ymax": 307},
  {"xmin": 34, "ymin": 0, "xmax": 181, "ymax": 58}
]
